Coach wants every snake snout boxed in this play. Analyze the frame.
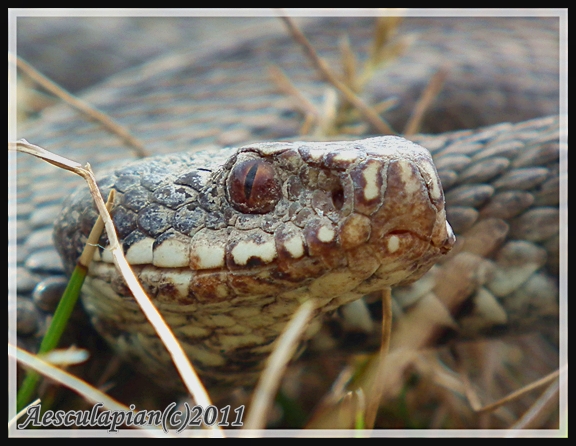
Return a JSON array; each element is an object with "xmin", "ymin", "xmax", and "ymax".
[{"xmin": 345, "ymin": 137, "xmax": 455, "ymax": 289}]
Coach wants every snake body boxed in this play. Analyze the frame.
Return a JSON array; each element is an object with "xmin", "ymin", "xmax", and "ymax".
[{"xmin": 15, "ymin": 16, "xmax": 561, "ymax": 412}]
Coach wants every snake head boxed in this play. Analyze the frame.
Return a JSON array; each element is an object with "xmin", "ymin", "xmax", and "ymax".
[
  {"xmin": 52, "ymin": 135, "xmax": 455, "ymax": 386},
  {"xmin": 220, "ymin": 136, "xmax": 455, "ymax": 295}
]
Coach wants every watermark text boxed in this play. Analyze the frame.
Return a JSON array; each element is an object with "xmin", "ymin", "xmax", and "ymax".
[{"xmin": 17, "ymin": 402, "xmax": 245, "ymax": 432}]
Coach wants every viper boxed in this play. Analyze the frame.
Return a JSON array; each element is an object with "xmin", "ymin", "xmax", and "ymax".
[{"xmin": 12, "ymin": 14, "xmax": 564, "ymax": 428}]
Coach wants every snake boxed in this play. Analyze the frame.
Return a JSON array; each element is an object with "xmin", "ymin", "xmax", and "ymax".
[{"xmin": 13, "ymin": 15, "xmax": 562, "ymax": 426}]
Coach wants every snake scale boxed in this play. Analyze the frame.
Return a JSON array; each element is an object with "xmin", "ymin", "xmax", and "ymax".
[{"xmin": 13, "ymin": 15, "xmax": 563, "ymax": 427}]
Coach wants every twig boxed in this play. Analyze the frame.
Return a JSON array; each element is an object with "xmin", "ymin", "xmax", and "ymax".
[
  {"xmin": 279, "ymin": 16, "xmax": 395, "ymax": 135},
  {"xmin": 10, "ymin": 53, "xmax": 150, "ymax": 158}
]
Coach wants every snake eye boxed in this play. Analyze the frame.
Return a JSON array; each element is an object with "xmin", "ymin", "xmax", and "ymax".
[{"xmin": 227, "ymin": 159, "xmax": 281, "ymax": 214}]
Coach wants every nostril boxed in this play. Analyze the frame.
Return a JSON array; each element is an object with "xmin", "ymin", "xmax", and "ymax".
[{"xmin": 332, "ymin": 186, "xmax": 344, "ymax": 210}]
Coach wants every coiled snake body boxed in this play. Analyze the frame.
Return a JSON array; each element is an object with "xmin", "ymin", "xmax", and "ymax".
[{"xmin": 14, "ymin": 15, "xmax": 562, "ymax": 425}]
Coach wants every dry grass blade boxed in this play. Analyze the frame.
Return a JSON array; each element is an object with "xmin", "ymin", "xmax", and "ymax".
[
  {"xmin": 304, "ymin": 288, "xmax": 395, "ymax": 429},
  {"xmin": 458, "ymin": 357, "xmax": 484, "ymax": 413},
  {"xmin": 303, "ymin": 364, "xmax": 358, "ymax": 428},
  {"xmin": 358, "ymin": 15, "xmax": 411, "ymax": 88},
  {"xmin": 8, "ymin": 398, "xmax": 40, "ymax": 429},
  {"xmin": 9, "ymin": 344, "xmax": 174, "ymax": 436},
  {"xmin": 79, "ymin": 189, "xmax": 116, "ymax": 267},
  {"xmin": 475, "ymin": 368, "xmax": 562, "ymax": 415},
  {"xmin": 403, "ymin": 67, "xmax": 448, "ymax": 136},
  {"xmin": 10, "ymin": 53, "xmax": 150, "ymax": 158},
  {"xmin": 372, "ymin": 97, "xmax": 398, "ymax": 115},
  {"xmin": 268, "ymin": 65, "xmax": 320, "ymax": 133},
  {"xmin": 305, "ymin": 387, "xmax": 366, "ymax": 430},
  {"xmin": 509, "ymin": 377, "xmax": 561, "ymax": 430},
  {"xmin": 37, "ymin": 348, "xmax": 90, "ymax": 368},
  {"xmin": 279, "ymin": 15, "xmax": 395, "ymax": 135},
  {"xmin": 369, "ymin": 16, "xmax": 403, "ymax": 65},
  {"xmin": 242, "ymin": 300, "xmax": 315, "ymax": 432},
  {"xmin": 339, "ymin": 35, "xmax": 358, "ymax": 93},
  {"xmin": 12, "ymin": 139, "xmax": 83, "ymax": 170},
  {"xmin": 299, "ymin": 114, "xmax": 317, "ymax": 136},
  {"xmin": 363, "ymin": 287, "xmax": 393, "ymax": 429},
  {"xmin": 9, "ymin": 140, "xmax": 221, "ymax": 434},
  {"xmin": 10, "ymin": 344, "xmax": 129, "ymax": 414}
]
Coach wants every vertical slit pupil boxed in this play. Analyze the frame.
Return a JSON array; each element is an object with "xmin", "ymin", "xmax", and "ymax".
[{"xmin": 244, "ymin": 162, "xmax": 259, "ymax": 200}]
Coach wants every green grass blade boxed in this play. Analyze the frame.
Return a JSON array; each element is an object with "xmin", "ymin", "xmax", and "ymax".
[{"xmin": 16, "ymin": 264, "xmax": 87, "ymax": 412}]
